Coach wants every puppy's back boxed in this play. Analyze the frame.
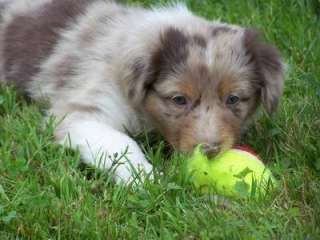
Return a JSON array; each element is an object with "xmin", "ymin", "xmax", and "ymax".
[{"xmin": 0, "ymin": 0, "xmax": 98, "ymax": 90}]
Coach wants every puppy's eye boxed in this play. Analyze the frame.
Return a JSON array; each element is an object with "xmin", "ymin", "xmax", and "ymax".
[
  {"xmin": 226, "ymin": 95, "xmax": 240, "ymax": 105},
  {"xmin": 171, "ymin": 95, "xmax": 187, "ymax": 106}
]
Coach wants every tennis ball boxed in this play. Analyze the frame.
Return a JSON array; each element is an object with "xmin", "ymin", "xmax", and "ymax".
[{"xmin": 188, "ymin": 145, "xmax": 276, "ymax": 198}]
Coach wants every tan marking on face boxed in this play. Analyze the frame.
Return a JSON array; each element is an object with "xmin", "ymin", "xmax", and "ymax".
[
  {"xmin": 144, "ymin": 92, "xmax": 182, "ymax": 147},
  {"xmin": 219, "ymin": 108, "xmax": 242, "ymax": 145},
  {"xmin": 176, "ymin": 80, "xmax": 197, "ymax": 99},
  {"xmin": 176, "ymin": 121, "xmax": 197, "ymax": 152},
  {"xmin": 217, "ymin": 74, "xmax": 238, "ymax": 98}
]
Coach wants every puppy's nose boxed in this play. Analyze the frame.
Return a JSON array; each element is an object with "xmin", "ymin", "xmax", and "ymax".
[{"xmin": 202, "ymin": 142, "xmax": 221, "ymax": 157}]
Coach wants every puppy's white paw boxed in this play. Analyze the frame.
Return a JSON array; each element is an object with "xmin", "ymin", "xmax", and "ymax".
[
  {"xmin": 56, "ymin": 118, "xmax": 153, "ymax": 185},
  {"xmin": 112, "ymin": 146, "xmax": 153, "ymax": 185}
]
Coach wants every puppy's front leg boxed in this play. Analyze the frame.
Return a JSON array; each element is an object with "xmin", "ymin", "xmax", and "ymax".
[{"xmin": 56, "ymin": 117, "xmax": 153, "ymax": 184}]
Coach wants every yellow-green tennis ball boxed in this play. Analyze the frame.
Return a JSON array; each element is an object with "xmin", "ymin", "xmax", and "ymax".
[{"xmin": 188, "ymin": 145, "xmax": 276, "ymax": 198}]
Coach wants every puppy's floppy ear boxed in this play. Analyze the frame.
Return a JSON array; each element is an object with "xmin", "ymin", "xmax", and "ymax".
[
  {"xmin": 127, "ymin": 27, "xmax": 189, "ymax": 105},
  {"xmin": 126, "ymin": 57, "xmax": 156, "ymax": 105},
  {"xmin": 244, "ymin": 29, "xmax": 285, "ymax": 113}
]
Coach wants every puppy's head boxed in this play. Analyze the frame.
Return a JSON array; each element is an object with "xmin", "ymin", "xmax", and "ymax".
[{"xmin": 128, "ymin": 24, "xmax": 285, "ymax": 154}]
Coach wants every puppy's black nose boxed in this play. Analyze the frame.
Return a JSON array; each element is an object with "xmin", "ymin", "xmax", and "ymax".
[{"xmin": 202, "ymin": 142, "xmax": 221, "ymax": 157}]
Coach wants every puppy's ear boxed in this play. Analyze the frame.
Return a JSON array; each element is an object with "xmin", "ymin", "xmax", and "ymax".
[
  {"xmin": 244, "ymin": 29, "xmax": 285, "ymax": 113},
  {"xmin": 127, "ymin": 27, "xmax": 189, "ymax": 105},
  {"xmin": 126, "ymin": 57, "xmax": 156, "ymax": 105}
]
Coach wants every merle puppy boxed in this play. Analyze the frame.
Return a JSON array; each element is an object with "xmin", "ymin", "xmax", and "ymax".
[{"xmin": 0, "ymin": 0, "xmax": 285, "ymax": 183}]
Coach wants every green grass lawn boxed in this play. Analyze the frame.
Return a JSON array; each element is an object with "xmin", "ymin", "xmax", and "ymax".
[{"xmin": 1, "ymin": 0, "xmax": 320, "ymax": 239}]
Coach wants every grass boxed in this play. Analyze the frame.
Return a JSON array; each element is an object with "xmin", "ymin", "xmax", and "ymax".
[{"xmin": 1, "ymin": 0, "xmax": 320, "ymax": 239}]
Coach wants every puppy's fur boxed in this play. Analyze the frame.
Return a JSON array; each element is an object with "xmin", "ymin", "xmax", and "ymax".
[{"xmin": 0, "ymin": 0, "xmax": 285, "ymax": 183}]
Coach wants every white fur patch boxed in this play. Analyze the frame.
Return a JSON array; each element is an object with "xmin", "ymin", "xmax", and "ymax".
[{"xmin": 57, "ymin": 116, "xmax": 153, "ymax": 184}]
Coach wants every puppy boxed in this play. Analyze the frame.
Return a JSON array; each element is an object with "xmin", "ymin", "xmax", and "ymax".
[{"xmin": 0, "ymin": 0, "xmax": 285, "ymax": 183}]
